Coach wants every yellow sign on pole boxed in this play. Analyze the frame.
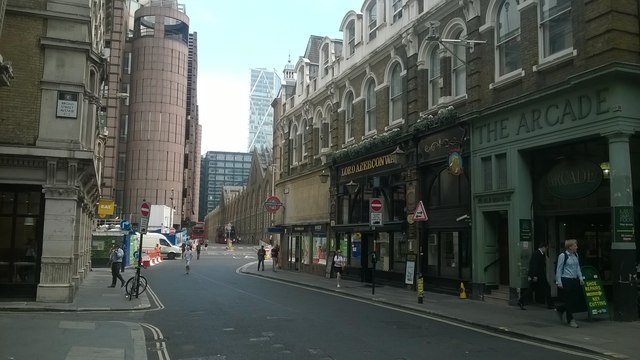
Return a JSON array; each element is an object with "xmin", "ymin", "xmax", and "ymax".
[{"xmin": 97, "ymin": 199, "xmax": 115, "ymax": 217}]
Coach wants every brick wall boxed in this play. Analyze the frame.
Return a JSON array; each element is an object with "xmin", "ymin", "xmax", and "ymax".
[{"xmin": 0, "ymin": 13, "xmax": 44, "ymax": 145}]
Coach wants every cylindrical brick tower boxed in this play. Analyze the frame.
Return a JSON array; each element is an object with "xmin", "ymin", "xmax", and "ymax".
[{"xmin": 126, "ymin": 3, "xmax": 189, "ymax": 226}]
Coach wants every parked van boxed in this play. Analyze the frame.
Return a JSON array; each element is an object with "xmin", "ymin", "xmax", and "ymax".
[{"xmin": 141, "ymin": 232, "xmax": 181, "ymax": 260}]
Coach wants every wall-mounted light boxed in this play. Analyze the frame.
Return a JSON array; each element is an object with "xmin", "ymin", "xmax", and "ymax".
[
  {"xmin": 345, "ymin": 180, "xmax": 359, "ymax": 194},
  {"xmin": 391, "ymin": 146, "xmax": 406, "ymax": 165},
  {"xmin": 600, "ymin": 162, "xmax": 610, "ymax": 179},
  {"xmin": 319, "ymin": 169, "xmax": 330, "ymax": 183}
]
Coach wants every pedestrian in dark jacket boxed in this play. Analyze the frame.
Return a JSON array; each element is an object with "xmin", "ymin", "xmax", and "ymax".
[
  {"xmin": 518, "ymin": 242, "xmax": 553, "ymax": 310},
  {"xmin": 271, "ymin": 245, "xmax": 280, "ymax": 272},
  {"xmin": 257, "ymin": 245, "xmax": 266, "ymax": 271}
]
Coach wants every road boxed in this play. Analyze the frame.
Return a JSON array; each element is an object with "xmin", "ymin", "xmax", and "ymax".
[{"xmin": 0, "ymin": 244, "xmax": 611, "ymax": 359}]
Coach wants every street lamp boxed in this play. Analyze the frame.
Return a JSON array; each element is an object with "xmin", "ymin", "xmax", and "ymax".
[
  {"xmin": 169, "ymin": 188, "xmax": 174, "ymax": 229},
  {"xmin": 319, "ymin": 169, "xmax": 330, "ymax": 183}
]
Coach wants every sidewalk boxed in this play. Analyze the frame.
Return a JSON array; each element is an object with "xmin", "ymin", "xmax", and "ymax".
[
  {"xmin": 0, "ymin": 267, "xmax": 150, "ymax": 360},
  {"xmin": 242, "ymin": 262, "xmax": 640, "ymax": 359}
]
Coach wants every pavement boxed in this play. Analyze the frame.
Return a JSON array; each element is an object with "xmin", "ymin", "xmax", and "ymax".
[{"xmin": 1, "ymin": 262, "xmax": 639, "ymax": 360}]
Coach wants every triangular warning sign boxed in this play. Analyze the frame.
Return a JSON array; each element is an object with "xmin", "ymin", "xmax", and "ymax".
[{"xmin": 413, "ymin": 201, "xmax": 428, "ymax": 221}]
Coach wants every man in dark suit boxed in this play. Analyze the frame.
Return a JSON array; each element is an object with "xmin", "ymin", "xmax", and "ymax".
[{"xmin": 518, "ymin": 242, "xmax": 553, "ymax": 310}]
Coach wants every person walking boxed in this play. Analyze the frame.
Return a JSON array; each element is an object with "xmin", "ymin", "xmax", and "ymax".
[
  {"xmin": 196, "ymin": 243, "xmax": 202, "ymax": 260},
  {"xmin": 181, "ymin": 242, "xmax": 186, "ymax": 261},
  {"xmin": 257, "ymin": 245, "xmax": 266, "ymax": 271},
  {"xmin": 108, "ymin": 243, "xmax": 125, "ymax": 288},
  {"xmin": 184, "ymin": 246, "xmax": 194, "ymax": 274},
  {"xmin": 333, "ymin": 250, "xmax": 346, "ymax": 288},
  {"xmin": 555, "ymin": 239, "xmax": 584, "ymax": 328},
  {"xmin": 204, "ymin": 240, "xmax": 208, "ymax": 254},
  {"xmin": 518, "ymin": 242, "xmax": 553, "ymax": 310},
  {"xmin": 271, "ymin": 245, "xmax": 280, "ymax": 272}
]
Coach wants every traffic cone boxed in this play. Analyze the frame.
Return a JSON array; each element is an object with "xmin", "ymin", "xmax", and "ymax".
[{"xmin": 459, "ymin": 282, "xmax": 468, "ymax": 299}]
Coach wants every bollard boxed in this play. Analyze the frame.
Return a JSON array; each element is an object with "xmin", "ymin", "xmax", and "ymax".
[{"xmin": 417, "ymin": 274, "xmax": 424, "ymax": 304}]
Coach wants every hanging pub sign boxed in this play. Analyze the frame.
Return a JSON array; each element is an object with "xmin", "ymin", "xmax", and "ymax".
[{"xmin": 448, "ymin": 151, "xmax": 464, "ymax": 175}]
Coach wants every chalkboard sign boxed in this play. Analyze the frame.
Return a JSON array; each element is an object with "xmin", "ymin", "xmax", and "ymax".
[{"xmin": 581, "ymin": 266, "xmax": 608, "ymax": 319}]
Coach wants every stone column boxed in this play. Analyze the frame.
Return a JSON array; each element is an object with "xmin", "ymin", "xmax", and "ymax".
[
  {"xmin": 607, "ymin": 132, "xmax": 637, "ymax": 321},
  {"xmin": 36, "ymin": 186, "xmax": 80, "ymax": 303}
]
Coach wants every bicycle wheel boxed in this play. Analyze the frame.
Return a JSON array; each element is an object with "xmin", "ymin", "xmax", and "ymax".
[{"xmin": 125, "ymin": 275, "xmax": 148, "ymax": 296}]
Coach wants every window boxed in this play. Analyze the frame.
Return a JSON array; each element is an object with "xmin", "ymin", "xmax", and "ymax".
[
  {"xmin": 290, "ymin": 124, "xmax": 298, "ymax": 164},
  {"xmin": 123, "ymin": 52, "xmax": 132, "ymax": 74},
  {"xmin": 451, "ymin": 30, "xmax": 466, "ymax": 97},
  {"xmin": 117, "ymin": 152, "xmax": 126, "ymax": 181},
  {"xmin": 495, "ymin": 153, "xmax": 507, "ymax": 189},
  {"xmin": 365, "ymin": 80, "xmax": 377, "ymax": 133},
  {"xmin": 119, "ymin": 114, "xmax": 128, "ymax": 142},
  {"xmin": 345, "ymin": 91, "xmax": 354, "ymax": 141},
  {"xmin": 392, "ymin": 0, "xmax": 403, "ymax": 22},
  {"xmin": 539, "ymin": 0, "xmax": 572, "ymax": 58},
  {"xmin": 347, "ymin": 21, "xmax": 356, "ymax": 56},
  {"xmin": 496, "ymin": 0, "xmax": 521, "ymax": 76},
  {"xmin": 367, "ymin": 2, "xmax": 378, "ymax": 41},
  {"xmin": 429, "ymin": 45, "xmax": 441, "ymax": 107},
  {"xmin": 389, "ymin": 63, "xmax": 403, "ymax": 122},
  {"xmin": 300, "ymin": 120, "xmax": 307, "ymax": 162},
  {"xmin": 481, "ymin": 156, "xmax": 492, "ymax": 191},
  {"xmin": 322, "ymin": 44, "xmax": 330, "ymax": 76},
  {"xmin": 321, "ymin": 115, "xmax": 330, "ymax": 149}
]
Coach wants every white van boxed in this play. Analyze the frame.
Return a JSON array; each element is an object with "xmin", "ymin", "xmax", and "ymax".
[{"xmin": 141, "ymin": 232, "xmax": 181, "ymax": 260}]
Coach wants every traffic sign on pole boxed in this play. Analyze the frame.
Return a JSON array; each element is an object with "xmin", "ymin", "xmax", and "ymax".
[
  {"xmin": 413, "ymin": 201, "xmax": 428, "ymax": 221},
  {"xmin": 370, "ymin": 198, "xmax": 383, "ymax": 213},
  {"xmin": 264, "ymin": 196, "xmax": 283, "ymax": 213},
  {"xmin": 140, "ymin": 202, "xmax": 151, "ymax": 218}
]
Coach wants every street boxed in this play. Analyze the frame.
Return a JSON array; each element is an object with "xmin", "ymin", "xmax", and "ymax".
[{"xmin": 0, "ymin": 244, "xmax": 616, "ymax": 359}]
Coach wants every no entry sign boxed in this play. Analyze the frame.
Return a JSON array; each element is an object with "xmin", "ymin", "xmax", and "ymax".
[
  {"xmin": 370, "ymin": 198, "xmax": 383, "ymax": 213},
  {"xmin": 140, "ymin": 202, "xmax": 151, "ymax": 218}
]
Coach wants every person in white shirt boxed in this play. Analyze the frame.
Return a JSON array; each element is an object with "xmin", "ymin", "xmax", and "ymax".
[
  {"xmin": 184, "ymin": 246, "xmax": 194, "ymax": 274},
  {"xmin": 108, "ymin": 243, "xmax": 125, "ymax": 288},
  {"xmin": 333, "ymin": 250, "xmax": 346, "ymax": 288}
]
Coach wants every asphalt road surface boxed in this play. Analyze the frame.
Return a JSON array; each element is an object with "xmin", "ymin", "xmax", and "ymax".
[{"xmin": 138, "ymin": 244, "xmax": 600, "ymax": 360}]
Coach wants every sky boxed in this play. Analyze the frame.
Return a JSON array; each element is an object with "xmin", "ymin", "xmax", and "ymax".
[{"xmin": 185, "ymin": 0, "xmax": 365, "ymax": 154}]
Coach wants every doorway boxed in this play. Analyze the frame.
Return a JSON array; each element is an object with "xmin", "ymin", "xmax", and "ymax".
[{"xmin": 483, "ymin": 211, "xmax": 510, "ymax": 286}]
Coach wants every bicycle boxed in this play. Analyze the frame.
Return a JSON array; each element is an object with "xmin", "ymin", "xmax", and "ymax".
[{"xmin": 125, "ymin": 267, "xmax": 148, "ymax": 299}]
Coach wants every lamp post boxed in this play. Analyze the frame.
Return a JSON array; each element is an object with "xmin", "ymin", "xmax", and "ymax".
[{"xmin": 169, "ymin": 188, "xmax": 174, "ymax": 230}]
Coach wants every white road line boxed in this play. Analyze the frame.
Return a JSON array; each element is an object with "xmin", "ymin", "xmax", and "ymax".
[
  {"xmin": 141, "ymin": 322, "xmax": 170, "ymax": 360},
  {"xmin": 237, "ymin": 266, "xmax": 611, "ymax": 360}
]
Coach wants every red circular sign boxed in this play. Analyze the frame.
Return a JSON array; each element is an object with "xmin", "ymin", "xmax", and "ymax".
[
  {"xmin": 370, "ymin": 199, "xmax": 383, "ymax": 212},
  {"xmin": 140, "ymin": 202, "xmax": 151, "ymax": 217},
  {"xmin": 264, "ymin": 196, "xmax": 282, "ymax": 213}
]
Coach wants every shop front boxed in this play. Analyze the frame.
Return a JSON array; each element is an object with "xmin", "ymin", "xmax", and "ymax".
[
  {"xmin": 471, "ymin": 78, "xmax": 639, "ymax": 319},
  {"xmin": 415, "ymin": 123, "xmax": 472, "ymax": 293},
  {"xmin": 332, "ymin": 148, "xmax": 409, "ymax": 287}
]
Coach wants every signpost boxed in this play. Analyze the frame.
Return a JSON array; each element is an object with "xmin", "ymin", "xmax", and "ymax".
[
  {"xmin": 264, "ymin": 196, "xmax": 283, "ymax": 213},
  {"xmin": 134, "ymin": 200, "xmax": 150, "ymax": 299},
  {"xmin": 369, "ymin": 198, "xmax": 383, "ymax": 226}
]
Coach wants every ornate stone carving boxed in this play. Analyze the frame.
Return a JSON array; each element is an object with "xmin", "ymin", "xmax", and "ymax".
[
  {"xmin": 402, "ymin": 30, "xmax": 418, "ymax": 56},
  {"xmin": 459, "ymin": 0, "xmax": 481, "ymax": 21}
]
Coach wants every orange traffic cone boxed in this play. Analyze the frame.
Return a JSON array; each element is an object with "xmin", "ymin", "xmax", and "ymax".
[{"xmin": 459, "ymin": 282, "xmax": 468, "ymax": 299}]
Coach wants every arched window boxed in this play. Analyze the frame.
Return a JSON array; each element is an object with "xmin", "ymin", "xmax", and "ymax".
[
  {"xmin": 290, "ymin": 123, "xmax": 298, "ymax": 165},
  {"xmin": 365, "ymin": 80, "xmax": 377, "ymax": 133},
  {"xmin": 300, "ymin": 119, "xmax": 308, "ymax": 162},
  {"xmin": 347, "ymin": 21, "xmax": 356, "ymax": 56},
  {"xmin": 451, "ymin": 29, "xmax": 466, "ymax": 97},
  {"xmin": 321, "ymin": 106, "xmax": 331, "ymax": 150},
  {"xmin": 429, "ymin": 45, "xmax": 441, "ymax": 107},
  {"xmin": 389, "ymin": 63, "xmax": 403, "ymax": 123},
  {"xmin": 496, "ymin": 0, "xmax": 521, "ymax": 76},
  {"xmin": 345, "ymin": 91, "xmax": 354, "ymax": 142}
]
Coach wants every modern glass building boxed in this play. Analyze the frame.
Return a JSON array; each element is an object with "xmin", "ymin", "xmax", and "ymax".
[
  {"xmin": 198, "ymin": 151, "xmax": 252, "ymax": 220},
  {"xmin": 247, "ymin": 68, "xmax": 280, "ymax": 152}
]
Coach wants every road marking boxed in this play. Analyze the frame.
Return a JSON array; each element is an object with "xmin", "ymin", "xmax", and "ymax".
[
  {"xmin": 141, "ymin": 322, "xmax": 170, "ymax": 360},
  {"xmin": 238, "ymin": 267, "xmax": 612, "ymax": 360}
]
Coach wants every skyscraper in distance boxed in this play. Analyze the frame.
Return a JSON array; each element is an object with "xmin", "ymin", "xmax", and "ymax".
[{"xmin": 248, "ymin": 68, "xmax": 281, "ymax": 152}]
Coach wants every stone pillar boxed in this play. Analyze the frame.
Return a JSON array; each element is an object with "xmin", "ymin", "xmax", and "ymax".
[
  {"xmin": 607, "ymin": 132, "xmax": 638, "ymax": 321},
  {"xmin": 36, "ymin": 186, "xmax": 80, "ymax": 303}
]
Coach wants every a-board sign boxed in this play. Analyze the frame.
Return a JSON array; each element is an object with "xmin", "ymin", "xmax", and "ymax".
[
  {"xmin": 405, "ymin": 253, "xmax": 417, "ymax": 285},
  {"xmin": 581, "ymin": 266, "xmax": 608, "ymax": 318}
]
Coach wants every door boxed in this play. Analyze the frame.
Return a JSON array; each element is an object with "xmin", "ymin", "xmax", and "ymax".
[{"xmin": 483, "ymin": 211, "xmax": 510, "ymax": 286}]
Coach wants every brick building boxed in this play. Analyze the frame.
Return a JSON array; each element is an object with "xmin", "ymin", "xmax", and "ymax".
[{"xmin": 0, "ymin": 0, "xmax": 107, "ymax": 301}]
